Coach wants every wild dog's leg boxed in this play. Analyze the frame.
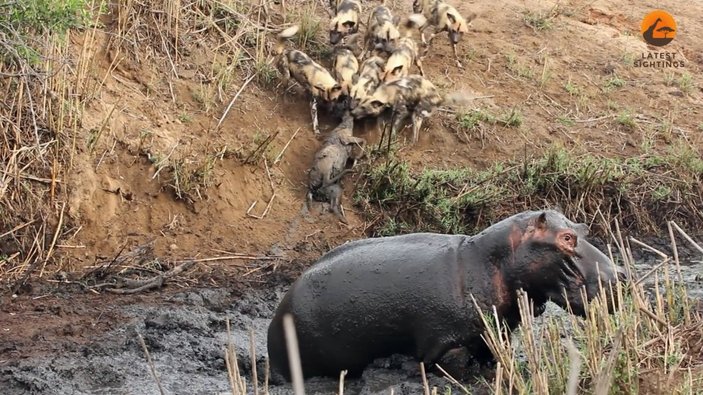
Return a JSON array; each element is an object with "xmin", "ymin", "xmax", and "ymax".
[
  {"xmin": 387, "ymin": 110, "xmax": 400, "ymax": 154},
  {"xmin": 421, "ymin": 30, "xmax": 439, "ymax": 57},
  {"xmin": 377, "ymin": 112, "xmax": 392, "ymax": 153},
  {"xmin": 416, "ymin": 56, "xmax": 425, "ymax": 76},
  {"xmin": 453, "ymin": 43, "xmax": 463, "ymax": 69},
  {"xmin": 277, "ymin": 59, "xmax": 292, "ymax": 93},
  {"xmin": 310, "ymin": 97, "xmax": 320, "ymax": 135},
  {"xmin": 418, "ymin": 25, "xmax": 429, "ymax": 44},
  {"xmin": 410, "ymin": 110, "xmax": 425, "ymax": 144},
  {"xmin": 391, "ymin": 107, "xmax": 410, "ymax": 147}
]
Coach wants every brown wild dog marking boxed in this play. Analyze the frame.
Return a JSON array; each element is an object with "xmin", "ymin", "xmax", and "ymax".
[{"xmin": 338, "ymin": 32, "xmax": 366, "ymax": 59}]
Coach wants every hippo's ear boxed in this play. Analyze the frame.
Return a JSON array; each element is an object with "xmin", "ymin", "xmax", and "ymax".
[{"xmin": 535, "ymin": 212, "xmax": 548, "ymax": 230}]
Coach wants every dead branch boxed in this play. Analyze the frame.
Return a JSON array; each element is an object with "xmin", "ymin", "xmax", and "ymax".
[
  {"xmin": 217, "ymin": 73, "xmax": 256, "ymax": 130},
  {"xmin": 104, "ymin": 260, "xmax": 196, "ymax": 294}
]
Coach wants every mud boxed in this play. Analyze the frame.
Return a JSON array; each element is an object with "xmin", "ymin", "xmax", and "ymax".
[
  {"xmin": 1, "ymin": 243, "xmax": 702, "ymax": 395},
  {"xmin": 1, "ymin": 286, "xmax": 479, "ymax": 395}
]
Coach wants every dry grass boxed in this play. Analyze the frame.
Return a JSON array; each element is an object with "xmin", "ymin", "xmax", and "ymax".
[
  {"xmin": 0, "ymin": 0, "xmax": 100, "ymax": 291},
  {"xmin": 0, "ymin": 0, "xmax": 297, "ymax": 288}
]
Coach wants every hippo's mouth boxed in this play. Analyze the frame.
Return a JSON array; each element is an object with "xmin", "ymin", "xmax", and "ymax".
[
  {"xmin": 552, "ymin": 254, "xmax": 588, "ymax": 313},
  {"xmin": 559, "ymin": 254, "xmax": 586, "ymax": 285}
]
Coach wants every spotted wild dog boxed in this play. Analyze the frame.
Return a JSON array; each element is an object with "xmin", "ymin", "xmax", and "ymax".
[
  {"xmin": 364, "ymin": 4, "xmax": 401, "ymax": 56},
  {"xmin": 382, "ymin": 34, "xmax": 425, "ymax": 82},
  {"xmin": 349, "ymin": 55, "xmax": 385, "ymax": 108},
  {"xmin": 338, "ymin": 31, "xmax": 366, "ymax": 59},
  {"xmin": 351, "ymin": 74, "xmax": 467, "ymax": 145},
  {"xmin": 274, "ymin": 25, "xmax": 343, "ymax": 135},
  {"xmin": 306, "ymin": 111, "xmax": 366, "ymax": 224},
  {"xmin": 408, "ymin": 0, "xmax": 476, "ymax": 67},
  {"xmin": 332, "ymin": 46, "xmax": 359, "ymax": 98},
  {"xmin": 329, "ymin": 0, "xmax": 362, "ymax": 45}
]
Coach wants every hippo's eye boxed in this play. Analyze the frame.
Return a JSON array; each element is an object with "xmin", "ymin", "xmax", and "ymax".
[{"xmin": 562, "ymin": 233, "xmax": 577, "ymax": 246}]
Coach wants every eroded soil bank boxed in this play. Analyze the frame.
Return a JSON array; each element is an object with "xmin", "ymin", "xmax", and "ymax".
[{"xmin": 1, "ymin": 243, "xmax": 702, "ymax": 395}]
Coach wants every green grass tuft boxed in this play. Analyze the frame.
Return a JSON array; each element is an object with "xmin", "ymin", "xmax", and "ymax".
[{"xmin": 355, "ymin": 144, "xmax": 703, "ymax": 237}]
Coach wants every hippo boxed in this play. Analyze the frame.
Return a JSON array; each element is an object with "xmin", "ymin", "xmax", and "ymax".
[{"xmin": 266, "ymin": 210, "xmax": 626, "ymax": 382}]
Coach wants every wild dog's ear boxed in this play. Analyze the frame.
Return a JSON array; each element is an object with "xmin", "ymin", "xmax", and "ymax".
[
  {"xmin": 330, "ymin": 19, "xmax": 339, "ymax": 30},
  {"xmin": 370, "ymin": 99, "xmax": 385, "ymax": 109},
  {"xmin": 447, "ymin": 12, "xmax": 457, "ymax": 25},
  {"xmin": 535, "ymin": 212, "xmax": 548, "ymax": 230},
  {"xmin": 343, "ymin": 21, "xmax": 356, "ymax": 29},
  {"xmin": 392, "ymin": 15, "xmax": 401, "ymax": 26},
  {"xmin": 313, "ymin": 85, "xmax": 328, "ymax": 98},
  {"xmin": 391, "ymin": 65, "xmax": 403, "ymax": 75},
  {"xmin": 331, "ymin": 85, "xmax": 343, "ymax": 95}
]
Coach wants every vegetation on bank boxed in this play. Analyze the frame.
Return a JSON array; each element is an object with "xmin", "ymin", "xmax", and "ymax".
[
  {"xmin": 354, "ymin": 144, "xmax": 703, "ymax": 238},
  {"xmin": 1, "ymin": 0, "xmax": 94, "ymax": 292}
]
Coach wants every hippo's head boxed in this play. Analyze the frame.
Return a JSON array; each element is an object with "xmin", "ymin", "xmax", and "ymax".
[{"xmin": 504, "ymin": 210, "xmax": 627, "ymax": 317}]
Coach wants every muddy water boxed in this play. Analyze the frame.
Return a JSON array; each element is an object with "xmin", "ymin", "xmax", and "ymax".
[
  {"xmin": 2, "ymin": 250, "xmax": 702, "ymax": 395},
  {"xmin": 1, "ymin": 285, "xmax": 461, "ymax": 395}
]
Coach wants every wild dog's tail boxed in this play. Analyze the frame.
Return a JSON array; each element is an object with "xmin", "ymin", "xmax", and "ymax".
[
  {"xmin": 405, "ymin": 13, "xmax": 428, "ymax": 30},
  {"xmin": 275, "ymin": 25, "xmax": 300, "ymax": 55}
]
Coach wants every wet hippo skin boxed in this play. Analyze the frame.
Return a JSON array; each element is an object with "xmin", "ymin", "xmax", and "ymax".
[{"xmin": 267, "ymin": 209, "xmax": 624, "ymax": 382}]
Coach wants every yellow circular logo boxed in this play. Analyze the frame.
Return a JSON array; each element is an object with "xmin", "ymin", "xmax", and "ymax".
[{"xmin": 641, "ymin": 10, "xmax": 676, "ymax": 46}]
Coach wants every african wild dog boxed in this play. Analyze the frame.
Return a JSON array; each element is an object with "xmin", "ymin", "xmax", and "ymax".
[
  {"xmin": 351, "ymin": 74, "xmax": 446, "ymax": 145},
  {"xmin": 364, "ymin": 5, "xmax": 401, "ymax": 56},
  {"xmin": 349, "ymin": 55, "xmax": 385, "ymax": 108},
  {"xmin": 332, "ymin": 46, "xmax": 359, "ymax": 98},
  {"xmin": 382, "ymin": 35, "xmax": 425, "ymax": 82},
  {"xmin": 408, "ymin": 0, "xmax": 476, "ymax": 67},
  {"xmin": 274, "ymin": 25, "xmax": 343, "ymax": 135},
  {"xmin": 306, "ymin": 111, "xmax": 366, "ymax": 224},
  {"xmin": 329, "ymin": 0, "xmax": 362, "ymax": 45}
]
